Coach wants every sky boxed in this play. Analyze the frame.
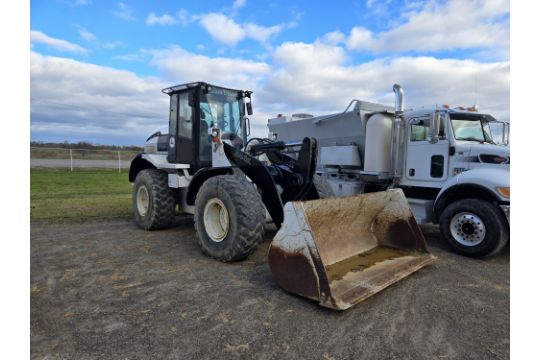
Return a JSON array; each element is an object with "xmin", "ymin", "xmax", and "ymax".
[{"xmin": 30, "ymin": 0, "xmax": 510, "ymax": 145}]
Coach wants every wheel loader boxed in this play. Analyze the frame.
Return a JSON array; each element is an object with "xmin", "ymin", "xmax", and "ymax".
[{"xmin": 128, "ymin": 82, "xmax": 435, "ymax": 310}]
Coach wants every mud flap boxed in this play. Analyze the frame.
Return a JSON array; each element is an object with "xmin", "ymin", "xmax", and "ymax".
[{"xmin": 268, "ymin": 189, "xmax": 436, "ymax": 310}]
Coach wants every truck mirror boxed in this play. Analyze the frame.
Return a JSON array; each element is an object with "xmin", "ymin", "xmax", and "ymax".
[
  {"xmin": 246, "ymin": 101, "xmax": 253, "ymax": 116},
  {"xmin": 429, "ymin": 111, "xmax": 441, "ymax": 144},
  {"xmin": 188, "ymin": 93, "xmax": 195, "ymax": 107}
]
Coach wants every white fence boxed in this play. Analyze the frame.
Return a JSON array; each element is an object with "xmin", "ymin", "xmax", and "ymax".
[{"xmin": 30, "ymin": 147, "xmax": 141, "ymax": 172}]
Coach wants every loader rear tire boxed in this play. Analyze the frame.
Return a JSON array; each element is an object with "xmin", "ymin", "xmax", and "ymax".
[
  {"xmin": 439, "ymin": 199, "xmax": 509, "ymax": 258},
  {"xmin": 313, "ymin": 174, "xmax": 334, "ymax": 199},
  {"xmin": 133, "ymin": 169, "xmax": 176, "ymax": 230},
  {"xmin": 194, "ymin": 175, "xmax": 266, "ymax": 262}
]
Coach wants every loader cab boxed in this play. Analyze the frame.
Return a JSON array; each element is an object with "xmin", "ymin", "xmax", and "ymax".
[{"xmin": 162, "ymin": 82, "xmax": 252, "ymax": 169}]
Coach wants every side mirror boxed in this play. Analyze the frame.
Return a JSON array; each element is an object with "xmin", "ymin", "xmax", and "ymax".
[
  {"xmin": 429, "ymin": 111, "xmax": 441, "ymax": 144},
  {"xmin": 188, "ymin": 93, "xmax": 195, "ymax": 107},
  {"xmin": 244, "ymin": 91, "xmax": 253, "ymax": 115}
]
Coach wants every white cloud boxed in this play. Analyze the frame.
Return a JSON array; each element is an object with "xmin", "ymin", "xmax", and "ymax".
[
  {"xmin": 347, "ymin": 0, "xmax": 509, "ymax": 55},
  {"xmin": 76, "ymin": 26, "xmax": 125, "ymax": 49},
  {"xmin": 319, "ymin": 31, "xmax": 346, "ymax": 45},
  {"xmin": 245, "ymin": 23, "xmax": 283, "ymax": 43},
  {"xmin": 30, "ymin": 52, "xmax": 168, "ymax": 144},
  {"xmin": 232, "ymin": 0, "xmax": 247, "ymax": 10},
  {"xmin": 30, "ymin": 32, "xmax": 509, "ymax": 142},
  {"xmin": 346, "ymin": 27, "xmax": 373, "ymax": 50},
  {"xmin": 30, "ymin": 30, "xmax": 87, "ymax": 54},
  {"xmin": 149, "ymin": 46, "xmax": 270, "ymax": 90},
  {"xmin": 199, "ymin": 13, "xmax": 245, "ymax": 46},
  {"xmin": 198, "ymin": 12, "xmax": 286, "ymax": 46},
  {"xmin": 265, "ymin": 41, "xmax": 509, "ymax": 124},
  {"xmin": 146, "ymin": 12, "xmax": 177, "ymax": 26},
  {"xmin": 77, "ymin": 27, "xmax": 97, "ymax": 42},
  {"xmin": 177, "ymin": 9, "xmax": 195, "ymax": 26},
  {"xmin": 114, "ymin": 2, "xmax": 136, "ymax": 21}
]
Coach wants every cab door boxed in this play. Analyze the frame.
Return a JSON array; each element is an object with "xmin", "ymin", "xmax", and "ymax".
[
  {"xmin": 405, "ymin": 117, "xmax": 449, "ymax": 182},
  {"xmin": 168, "ymin": 91, "xmax": 195, "ymax": 164}
]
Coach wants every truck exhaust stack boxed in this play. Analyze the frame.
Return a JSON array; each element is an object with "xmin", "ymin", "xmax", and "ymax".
[{"xmin": 268, "ymin": 189, "xmax": 436, "ymax": 310}]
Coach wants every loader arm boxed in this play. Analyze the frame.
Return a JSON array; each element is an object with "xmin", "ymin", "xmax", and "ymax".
[
  {"xmin": 223, "ymin": 142, "xmax": 284, "ymax": 225},
  {"xmin": 222, "ymin": 137, "xmax": 319, "ymax": 226}
]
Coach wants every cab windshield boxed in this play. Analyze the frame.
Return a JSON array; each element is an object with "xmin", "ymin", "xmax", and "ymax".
[
  {"xmin": 198, "ymin": 87, "xmax": 245, "ymax": 162},
  {"xmin": 450, "ymin": 115, "xmax": 495, "ymax": 144},
  {"xmin": 199, "ymin": 87, "xmax": 244, "ymax": 137}
]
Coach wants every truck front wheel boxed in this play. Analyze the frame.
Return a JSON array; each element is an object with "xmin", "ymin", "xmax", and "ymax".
[{"xmin": 439, "ymin": 199, "xmax": 508, "ymax": 258}]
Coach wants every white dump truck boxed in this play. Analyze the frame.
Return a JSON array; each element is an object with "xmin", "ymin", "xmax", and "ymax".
[{"xmin": 267, "ymin": 85, "xmax": 510, "ymax": 258}]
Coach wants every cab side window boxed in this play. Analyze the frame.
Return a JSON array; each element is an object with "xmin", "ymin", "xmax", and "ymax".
[
  {"xmin": 178, "ymin": 92, "xmax": 193, "ymax": 138},
  {"xmin": 410, "ymin": 119, "xmax": 429, "ymax": 141}
]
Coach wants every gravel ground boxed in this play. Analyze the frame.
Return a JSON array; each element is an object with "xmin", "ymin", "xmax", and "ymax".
[{"xmin": 31, "ymin": 218, "xmax": 509, "ymax": 359}]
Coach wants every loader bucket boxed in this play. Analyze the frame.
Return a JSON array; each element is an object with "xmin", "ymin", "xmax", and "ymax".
[{"xmin": 268, "ymin": 189, "xmax": 436, "ymax": 310}]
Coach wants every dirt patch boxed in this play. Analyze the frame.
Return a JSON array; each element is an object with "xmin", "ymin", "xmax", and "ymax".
[{"xmin": 31, "ymin": 218, "xmax": 509, "ymax": 359}]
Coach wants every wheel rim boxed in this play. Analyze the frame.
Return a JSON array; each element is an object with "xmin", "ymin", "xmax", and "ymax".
[
  {"xmin": 450, "ymin": 212, "xmax": 486, "ymax": 246},
  {"xmin": 136, "ymin": 185, "xmax": 150, "ymax": 216},
  {"xmin": 203, "ymin": 198, "xmax": 230, "ymax": 242}
]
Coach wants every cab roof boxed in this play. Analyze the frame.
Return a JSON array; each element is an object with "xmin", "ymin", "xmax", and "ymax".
[{"xmin": 161, "ymin": 81, "xmax": 245, "ymax": 95}]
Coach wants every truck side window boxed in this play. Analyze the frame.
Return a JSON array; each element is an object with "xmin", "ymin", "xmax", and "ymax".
[{"xmin": 410, "ymin": 120, "xmax": 429, "ymax": 141}]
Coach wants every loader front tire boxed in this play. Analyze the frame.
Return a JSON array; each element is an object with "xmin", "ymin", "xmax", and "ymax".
[
  {"xmin": 439, "ymin": 199, "xmax": 508, "ymax": 258},
  {"xmin": 194, "ymin": 175, "xmax": 266, "ymax": 262},
  {"xmin": 133, "ymin": 169, "xmax": 176, "ymax": 230}
]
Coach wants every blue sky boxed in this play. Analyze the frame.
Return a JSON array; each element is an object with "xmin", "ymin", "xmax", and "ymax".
[{"xmin": 30, "ymin": 0, "xmax": 510, "ymax": 145}]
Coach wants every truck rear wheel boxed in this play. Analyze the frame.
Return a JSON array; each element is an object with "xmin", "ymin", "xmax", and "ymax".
[
  {"xmin": 133, "ymin": 169, "xmax": 176, "ymax": 230},
  {"xmin": 439, "ymin": 199, "xmax": 508, "ymax": 258},
  {"xmin": 194, "ymin": 175, "xmax": 266, "ymax": 262}
]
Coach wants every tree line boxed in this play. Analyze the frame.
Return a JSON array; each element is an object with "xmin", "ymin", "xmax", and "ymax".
[{"xmin": 30, "ymin": 141, "xmax": 143, "ymax": 152}]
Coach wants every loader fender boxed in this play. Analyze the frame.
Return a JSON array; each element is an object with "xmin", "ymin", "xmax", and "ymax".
[
  {"xmin": 433, "ymin": 168, "xmax": 509, "ymax": 223},
  {"xmin": 129, "ymin": 154, "xmax": 156, "ymax": 182},
  {"xmin": 186, "ymin": 167, "xmax": 234, "ymax": 205}
]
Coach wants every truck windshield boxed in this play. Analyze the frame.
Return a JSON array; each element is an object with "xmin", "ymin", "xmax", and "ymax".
[
  {"xmin": 450, "ymin": 116, "xmax": 495, "ymax": 144},
  {"xmin": 199, "ymin": 88, "xmax": 244, "ymax": 138}
]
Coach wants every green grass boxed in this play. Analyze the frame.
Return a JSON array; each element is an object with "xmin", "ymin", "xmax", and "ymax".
[{"xmin": 31, "ymin": 169, "xmax": 133, "ymax": 222}]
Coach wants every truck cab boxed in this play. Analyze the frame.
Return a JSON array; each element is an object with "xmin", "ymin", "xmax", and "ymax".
[{"xmin": 401, "ymin": 109, "xmax": 509, "ymax": 187}]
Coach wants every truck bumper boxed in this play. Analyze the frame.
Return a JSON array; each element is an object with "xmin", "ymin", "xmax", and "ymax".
[{"xmin": 499, "ymin": 204, "xmax": 510, "ymax": 223}]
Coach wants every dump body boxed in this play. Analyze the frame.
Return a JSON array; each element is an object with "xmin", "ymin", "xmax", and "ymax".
[{"xmin": 268, "ymin": 189, "xmax": 436, "ymax": 310}]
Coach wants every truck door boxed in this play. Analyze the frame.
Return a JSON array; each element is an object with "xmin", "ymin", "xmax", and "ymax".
[
  {"xmin": 168, "ymin": 91, "xmax": 195, "ymax": 164},
  {"xmin": 405, "ymin": 117, "xmax": 449, "ymax": 182}
]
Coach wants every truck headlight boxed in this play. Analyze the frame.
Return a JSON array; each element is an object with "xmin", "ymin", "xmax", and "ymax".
[{"xmin": 496, "ymin": 187, "xmax": 510, "ymax": 198}]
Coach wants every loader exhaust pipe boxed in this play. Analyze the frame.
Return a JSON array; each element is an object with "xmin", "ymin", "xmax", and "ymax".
[{"xmin": 390, "ymin": 84, "xmax": 404, "ymax": 184}]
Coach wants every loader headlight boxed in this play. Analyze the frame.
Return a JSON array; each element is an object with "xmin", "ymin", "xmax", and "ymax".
[{"xmin": 496, "ymin": 187, "xmax": 510, "ymax": 198}]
